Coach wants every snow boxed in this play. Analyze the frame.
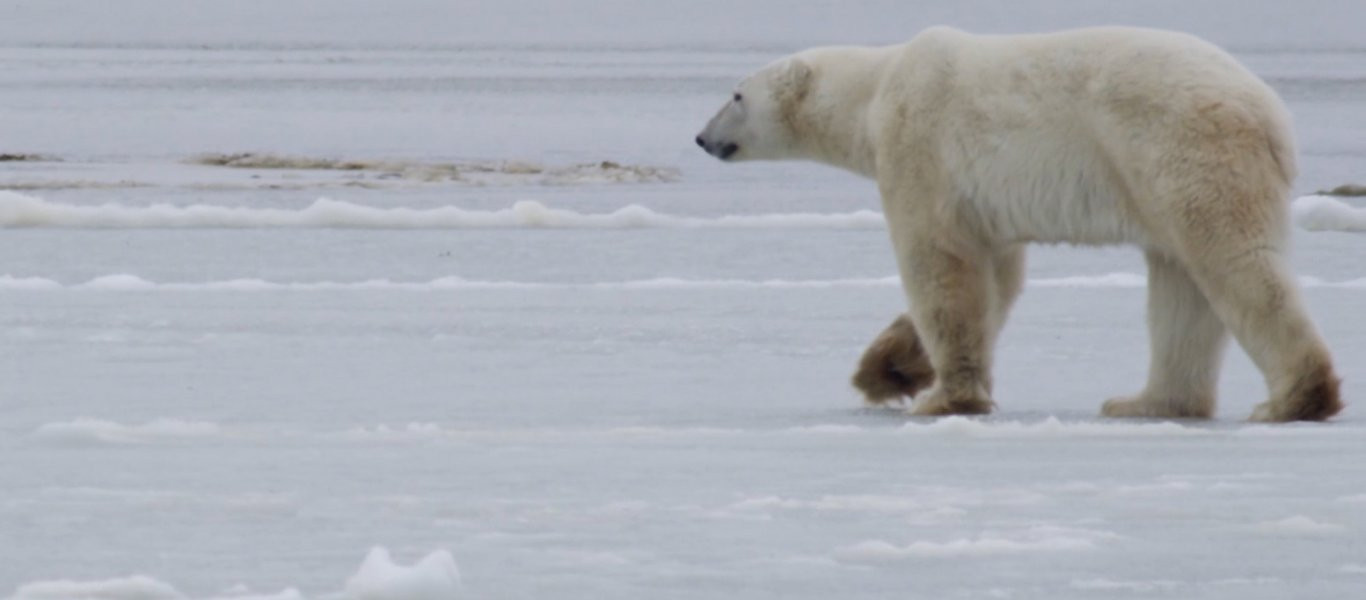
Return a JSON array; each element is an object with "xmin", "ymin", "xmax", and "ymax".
[
  {"xmin": 342, "ymin": 548, "xmax": 462, "ymax": 600},
  {"xmin": 0, "ymin": 193, "xmax": 885, "ymax": 230},
  {"xmin": 837, "ymin": 537, "xmax": 1070, "ymax": 562},
  {"xmin": 1245, "ymin": 515, "xmax": 1346, "ymax": 537},
  {"xmin": 10, "ymin": 273, "xmax": 1366, "ymax": 294},
  {"xmin": 5, "ymin": 192, "xmax": 1361, "ymax": 232},
  {"xmin": 1069, "ymin": 578, "xmax": 1181, "ymax": 592},
  {"xmin": 834, "ymin": 531, "xmax": 1101, "ymax": 562},
  {"xmin": 1292, "ymin": 194, "xmax": 1366, "ymax": 232},
  {"xmin": 30, "ymin": 419, "xmax": 222, "ymax": 445},
  {"xmin": 9, "ymin": 576, "xmax": 183, "ymax": 600},
  {"xmin": 3, "ymin": 1, "xmax": 1366, "ymax": 599},
  {"xmin": 1029, "ymin": 272, "xmax": 1148, "ymax": 287},
  {"xmin": 895, "ymin": 415, "xmax": 1209, "ymax": 438},
  {"xmin": 5, "ymin": 548, "xmax": 456, "ymax": 600},
  {"xmin": 209, "ymin": 590, "xmax": 303, "ymax": 600}
]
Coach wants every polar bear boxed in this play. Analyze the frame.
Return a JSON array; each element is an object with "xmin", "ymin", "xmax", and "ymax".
[{"xmin": 695, "ymin": 26, "xmax": 1341, "ymax": 422}]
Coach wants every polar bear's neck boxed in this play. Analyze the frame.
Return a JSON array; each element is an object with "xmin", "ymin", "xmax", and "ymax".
[{"xmin": 789, "ymin": 47, "xmax": 893, "ymax": 178}]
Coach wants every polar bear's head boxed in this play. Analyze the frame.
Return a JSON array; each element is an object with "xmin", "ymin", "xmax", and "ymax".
[{"xmin": 695, "ymin": 58, "xmax": 813, "ymax": 162}]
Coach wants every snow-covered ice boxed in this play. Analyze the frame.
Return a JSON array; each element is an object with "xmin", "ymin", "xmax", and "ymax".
[
  {"xmin": 1245, "ymin": 515, "xmax": 1346, "ymax": 537},
  {"xmin": 9, "ymin": 576, "xmax": 184, "ymax": 600},
  {"xmin": 343, "ymin": 548, "xmax": 462, "ymax": 600},
  {"xmin": 5, "ymin": 547, "xmax": 455, "ymax": 600},
  {"xmin": 4, "ymin": 1, "xmax": 1366, "ymax": 599},
  {"xmin": 1292, "ymin": 194, "xmax": 1366, "ymax": 232},
  {"xmin": 6, "ymin": 191, "xmax": 1365, "ymax": 233},
  {"xmin": 30, "ymin": 418, "xmax": 221, "ymax": 446}
]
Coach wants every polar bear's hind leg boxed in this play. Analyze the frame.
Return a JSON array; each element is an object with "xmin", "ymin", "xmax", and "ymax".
[
  {"xmin": 1102, "ymin": 250, "xmax": 1228, "ymax": 419},
  {"xmin": 1175, "ymin": 206, "xmax": 1341, "ymax": 422},
  {"xmin": 987, "ymin": 246, "xmax": 1027, "ymax": 358},
  {"xmin": 1190, "ymin": 245, "xmax": 1342, "ymax": 422}
]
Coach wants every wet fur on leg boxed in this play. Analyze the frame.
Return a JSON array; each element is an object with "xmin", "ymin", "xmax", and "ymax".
[
  {"xmin": 1250, "ymin": 363, "xmax": 1343, "ymax": 422},
  {"xmin": 851, "ymin": 315, "xmax": 935, "ymax": 405}
]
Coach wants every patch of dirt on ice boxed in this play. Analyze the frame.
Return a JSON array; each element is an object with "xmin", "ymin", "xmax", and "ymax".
[
  {"xmin": 1317, "ymin": 183, "xmax": 1366, "ymax": 197},
  {"xmin": 1, "ymin": 180, "xmax": 150, "ymax": 190},
  {"xmin": 187, "ymin": 153, "xmax": 679, "ymax": 185},
  {"xmin": 0, "ymin": 153, "xmax": 58, "ymax": 162},
  {"xmin": 184, "ymin": 180, "xmax": 388, "ymax": 191}
]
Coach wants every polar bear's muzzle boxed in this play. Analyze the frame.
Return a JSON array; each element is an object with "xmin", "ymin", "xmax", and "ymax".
[{"xmin": 695, "ymin": 134, "xmax": 739, "ymax": 160}]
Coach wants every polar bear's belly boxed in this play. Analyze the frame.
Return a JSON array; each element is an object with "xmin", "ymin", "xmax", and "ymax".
[{"xmin": 952, "ymin": 132, "xmax": 1148, "ymax": 246}]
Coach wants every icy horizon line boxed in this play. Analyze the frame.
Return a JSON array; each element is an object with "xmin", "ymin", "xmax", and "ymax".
[{"xmin": 2, "ymin": 191, "xmax": 1362, "ymax": 232}]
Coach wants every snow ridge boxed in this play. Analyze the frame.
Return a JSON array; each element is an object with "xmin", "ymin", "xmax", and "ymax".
[
  {"xmin": 30, "ymin": 418, "xmax": 221, "ymax": 445},
  {"xmin": 1291, "ymin": 194, "xmax": 1366, "ymax": 232},
  {"xmin": 6, "ymin": 548, "xmax": 460, "ymax": 600},
  {"xmin": 6, "ymin": 273, "xmax": 1366, "ymax": 292},
  {"xmin": 0, "ymin": 193, "xmax": 882, "ymax": 230},
  {"xmin": 2, "ymin": 192, "xmax": 1354, "ymax": 231}
]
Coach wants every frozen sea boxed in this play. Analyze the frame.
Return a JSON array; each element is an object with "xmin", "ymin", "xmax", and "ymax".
[{"xmin": 3, "ymin": 1, "xmax": 1366, "ymax": 598}]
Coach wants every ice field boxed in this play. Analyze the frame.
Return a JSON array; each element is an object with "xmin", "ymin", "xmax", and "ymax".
[{"xmin": 3, "ymin": 1, "xmax": 1366, "ymax": 598}]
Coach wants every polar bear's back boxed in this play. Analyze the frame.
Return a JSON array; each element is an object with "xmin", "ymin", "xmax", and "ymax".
[
  {"xmin": 886, "ymin": 26, "xmax": 1296, "ymax": 244},
  {"xmin": 908, "ymin": 26, "xmax": 1294, "ymax": 177}
]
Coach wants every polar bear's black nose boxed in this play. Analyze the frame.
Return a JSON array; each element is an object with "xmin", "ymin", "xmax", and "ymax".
[{"xmin": 695, "ymin": 135, "xmax": 706, "ymax": 148}]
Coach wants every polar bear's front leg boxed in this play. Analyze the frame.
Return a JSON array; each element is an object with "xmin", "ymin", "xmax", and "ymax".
[
  {"xmin": 1102, "ymin": 250, "xmax": 1228, "ymax": 419},
  {"xmin": 851, "ymin": 245, "xmax": 1025, "ymax": 407},
  {"xmin": 897, "ymin": 238, "xmax": 996, "ymax": 416}
]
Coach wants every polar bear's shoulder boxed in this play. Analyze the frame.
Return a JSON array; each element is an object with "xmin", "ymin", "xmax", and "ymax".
[{"xmin": 907, "ymin": 25, "xmax": 971, "ymax": 45}]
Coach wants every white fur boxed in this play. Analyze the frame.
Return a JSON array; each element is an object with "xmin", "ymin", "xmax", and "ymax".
[{"xmin": 697, "ymin": 26, "xmax": 1341, "ymax": 421}]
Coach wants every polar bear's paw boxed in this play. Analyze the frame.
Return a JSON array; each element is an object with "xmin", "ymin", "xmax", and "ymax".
[
  {"xmin": 1100, "ymin": 395, "xmax": 1213, "ymax": 419},
  {"xmin": 907, "ymin": 386, "xmax": 994, "ymax": 416},
  {"xmin": 851, "ymin": 315, "xmax": 935, "ymax": 406},
  {"xmin": 1249, "ymin": 366, "xmax": 1342, "ymax": 422},
  {"xmin": 852, "ymin": 361, "xmax": 934, "ymax": 407}
]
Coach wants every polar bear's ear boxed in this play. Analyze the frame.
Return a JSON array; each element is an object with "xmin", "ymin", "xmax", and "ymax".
[{"xmin": 777, "ymin": 59, "xmax": 813, "ymax": 101}]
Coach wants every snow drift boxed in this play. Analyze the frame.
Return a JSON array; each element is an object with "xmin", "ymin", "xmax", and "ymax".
[
  {"xmin": 5, "ymin": 548, "xmax": 460, "ymax": 600},
  {"xmin": 8, "ymin": 576, "xmax": 183, "ymax": 600},
  {"xmin": 1291, "ymin": 194, "xmax": 1366, "ymax": 232},
  {"xmin": 343, "ymin": 547, "xmax": 463, "ymax": 600}
]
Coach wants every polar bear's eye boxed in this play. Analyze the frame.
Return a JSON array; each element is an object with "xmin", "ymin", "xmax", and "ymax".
[{"xmin": 733, "ymin": 93, "xmax": 743, "ymax": 102}]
